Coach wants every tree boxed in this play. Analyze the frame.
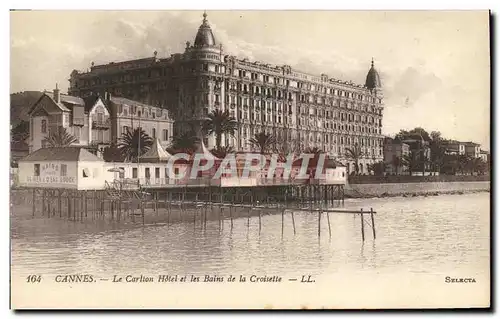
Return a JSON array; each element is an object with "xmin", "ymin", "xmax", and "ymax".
[
  {"xmin": 429, "ymin": 131, "xmax": 446, "ymax": 174},
  {"xmin": 394, "ymin": 127, "xmax": 431, "ymax": 143},
  {"xmin": 441, "ymin": 154, "xmax": 458, "ymax": 175},
  {"xmin": 368, "ymin": 161, "xmax": 386, "ymax": 176},
  {"xmin": 391, "ymin": 155, "xmax": 408, "ymax": 175},
  {"xmin": 103, "ymin": 143, "xmax": 124, "ymax": 162},
  {"xmin": 345, "ymin": 143, "xmax": 364, "ymax": 175},
  {"xmin": 457, "ymin": 155, "xmax": 470, "ymax": 175},
  {"xmin": 274, "ymin": 142, "xmax": 300, "ymax": 162},
  {"xmin": 472, "ymin": 158, "xmax": 488, "ymax": 175},
  {"xmin": 211, "ymin": 145, "xmax": 234, "ymax": 158},
  {"xmin": 169, "ymin": 132, "xmax": 198, "ymax": 154},
  {"xmin": 403, "ymin": 150, "xmax": 419, "ymax": 176},
  {"xmin": 430, "ymin": 131, "xmax": 442, "ymax": 142},
  {"xmin": 203, "ymin": 109, "xmax": 238, "ymax": 150},
  {"xmin": 118, "ymin": 128, "xmax": 153, "ymax": 162},
  {"xmin": 304, "ymin": 147, "xmax": 323, "ymax": 154},
  {"xmin": 11, "ymin": 120, "xmax": 29, "ymax": 143},
  {"xmin": 249, "ymin": 132, "xmax": 276, "ymax": 154},
  {"xmin": 418, "ymin": 145, "xmax": 431, "ymax": 175},
  {"xmin": 43, "ymin": 126, "xmax": 77, "ymax": 147}
]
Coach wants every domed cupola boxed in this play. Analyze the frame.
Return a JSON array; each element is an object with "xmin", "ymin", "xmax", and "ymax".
[
  {"xmin": 365, "ymin": 58, "xmax": 382, "ymax": 90},
  {"xmin": 194, "ymin": 11, "xmax": 216, "ymax": 47}
]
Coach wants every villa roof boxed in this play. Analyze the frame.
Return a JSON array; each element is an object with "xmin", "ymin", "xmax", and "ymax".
[
  {"xmin": 19, "ymin": 147, "xmax": 103, "ymax": 162},
  {"xmin": 140, "ymin": 138, "xmax": 172, "ymax": 162},
  {"xmin": 193, "ymin": 141, "xmax": 220, "ymax": 161}
]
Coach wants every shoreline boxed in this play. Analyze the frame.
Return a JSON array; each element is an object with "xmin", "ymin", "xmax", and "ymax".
[{"xmin": 344, "ymin": 188, "xmax": 490, "ymax": 200}]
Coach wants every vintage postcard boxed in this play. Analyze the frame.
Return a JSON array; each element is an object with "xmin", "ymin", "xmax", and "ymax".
[{"xmin": 9, "ymin": 10, "xmax": 490, "ymax": 309}]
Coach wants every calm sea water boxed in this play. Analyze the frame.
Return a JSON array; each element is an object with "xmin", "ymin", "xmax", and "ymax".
[{"xmin": 11, "ymin": 192, "xmax": 490, "ymax": 281}]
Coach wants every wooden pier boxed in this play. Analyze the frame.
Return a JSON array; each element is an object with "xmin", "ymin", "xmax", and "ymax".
[{"xmin": 12, "ymin": 182, "xmax": 377, "ymax": 241}]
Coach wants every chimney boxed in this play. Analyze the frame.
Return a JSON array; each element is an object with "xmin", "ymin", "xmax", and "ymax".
[
  {"xmin": 53, "ymin": 83, "xmax": 60, "ymax": 103},
  {"xmin": 104, "ymin": 91, "xmax": 111, "ymax": 101}
]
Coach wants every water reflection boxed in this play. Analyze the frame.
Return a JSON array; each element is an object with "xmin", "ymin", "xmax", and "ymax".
[{"xmin": 11, "ymin": 193, "xmax": 489, "ymax": 280}]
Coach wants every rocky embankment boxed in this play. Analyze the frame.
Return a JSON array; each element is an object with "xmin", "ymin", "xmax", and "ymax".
[{"xmin": 344, "ymin": 181, "xmax": 490, "ymax": 199}]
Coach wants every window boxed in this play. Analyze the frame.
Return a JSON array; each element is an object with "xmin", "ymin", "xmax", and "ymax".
[
  {"xmin": 132, "ymin": 168, "xmax": 138, "ymax": 178},
  {"xmin": 41, "ymin": 140, "xmax": 47, "ymax": 149},
  {"xmin": 97, "ymin": 113, "xmax": 104, "ymax": 123},
  {"xmin": 82, "ymin": 168, "xmax": 89, "ymax": 178},
  {"xmin": 74, "ymin": 127, "xmax": 81, "ymax": 142},
  {"xmin": 155, "ymin": 167, "xmax": 160, "ymax": 178},
  {"xmin": 119, "ymin": 167, "xmax": 125, "ymax": 179},
  {"xmin": 145, "ymin": 168, "xmax": 150, "ymax": 179},
  {"xmin": 174, "ymin": 167, "xmax": 179, "ymax": 175},
  {"xmin": 60, "ymin": 164, "xmax": 67, "ymax": 177},
  {"xmin": 41, "ymin": 120, "xmax": 47, "ymax": 133},
  {"xmin": 34, "ymin": 164, "xmax": 40, "ymax": 177},
  {"xmin": 152, "ymin": 128, "xmax": 156, "ymax": 139},
  {"xmin": 163, "ymin": 129, "xmax": 168, "ymax": 141}
]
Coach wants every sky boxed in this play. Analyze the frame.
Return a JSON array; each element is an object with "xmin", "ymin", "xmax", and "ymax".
[{"xmin": 10, "ymin": 10, "xmax": 491, "ymax": 148}]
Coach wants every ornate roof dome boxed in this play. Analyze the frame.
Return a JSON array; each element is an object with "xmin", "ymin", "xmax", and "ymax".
[
  {"xmin": 194, "ymin": 11, "xmax": 216, "ymax": 47},
  {"xmin": 365, "ymin": 59, "xmax": 382, "ymax": 90}
]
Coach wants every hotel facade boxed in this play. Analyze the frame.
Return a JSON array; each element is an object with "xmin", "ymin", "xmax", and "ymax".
[{"xmin": 68, "ymin": 12, "xmax": 384, "ymax": 174}]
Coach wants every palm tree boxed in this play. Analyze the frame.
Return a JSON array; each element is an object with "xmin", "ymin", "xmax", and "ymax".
[
  {"xmin": 345, "ymin": 143, "xmax": 364, "ymax": 175},
  {"xmin": 203, "ymin": 109, "xmax": 238, "ymax": 150},
  {"xmin": 103, "ymin": 143, "xmax": 124, "ymax": 162},
  {"xmin": 169, "ymin": 132, "xmax": 198, "ymax": 154},
  {"xmin": 304, "ymin": 147, "xmax": 323, "ymax": 154},
  {"xmin": 274, "ymin": 143, "xmax": 299, "ymax": 162},
  {"xmin": 249, "ymin": 131, "xmax": 276, "ymax": 154},
  {"xmin": 118, "ymin": 128, "xmax": 153, "ymax": 162},
  {"xmin": 43, "ymin": 126, "xmax": 77, "ymax": 147},
  {"xmin": 211, "ymin": 145, "xmax": 234, "ymax": 158}
]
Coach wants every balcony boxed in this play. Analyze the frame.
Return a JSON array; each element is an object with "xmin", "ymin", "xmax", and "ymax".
[
  {"xmin": 92, "ymin": 120, "xmax": 111, "ymax": 130},
  {"xmin": 72, "ymin": 119, "xmax": 85, "ymax": 127}
]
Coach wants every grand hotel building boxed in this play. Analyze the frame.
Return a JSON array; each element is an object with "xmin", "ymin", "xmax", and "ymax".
[{"xmin": 68, "ymin": 12, "xmax": 384, "ymax": 174}]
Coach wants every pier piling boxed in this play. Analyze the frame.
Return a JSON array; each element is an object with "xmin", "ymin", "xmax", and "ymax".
[
  {"xmin": 370, "ymin": 208, "xmax": 376, "ymax": 239},
  {"xmin": 32, "ymin": 189, "xmax": 35, "ymax": 218},
  {"xmin": 360, "ymin": 208, "xmax": 365, "ymax": 242},
  {"xmin": 16, "ymin": 182, "xmax": 377, "ymax": 242},
  {"xmin": 327, "ymin": 212, "xmax": 331, "ymax": 237}
]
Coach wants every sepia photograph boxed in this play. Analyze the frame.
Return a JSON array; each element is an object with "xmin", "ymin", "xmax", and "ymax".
[{"xmin": 9, "ymin": 9, "xmax": 491, "ymax": 309}]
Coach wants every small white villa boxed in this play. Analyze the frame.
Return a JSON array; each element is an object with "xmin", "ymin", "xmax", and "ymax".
[{"xmin": 17, "ymin": 147, "xmax": 107, "ymax": 190}]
